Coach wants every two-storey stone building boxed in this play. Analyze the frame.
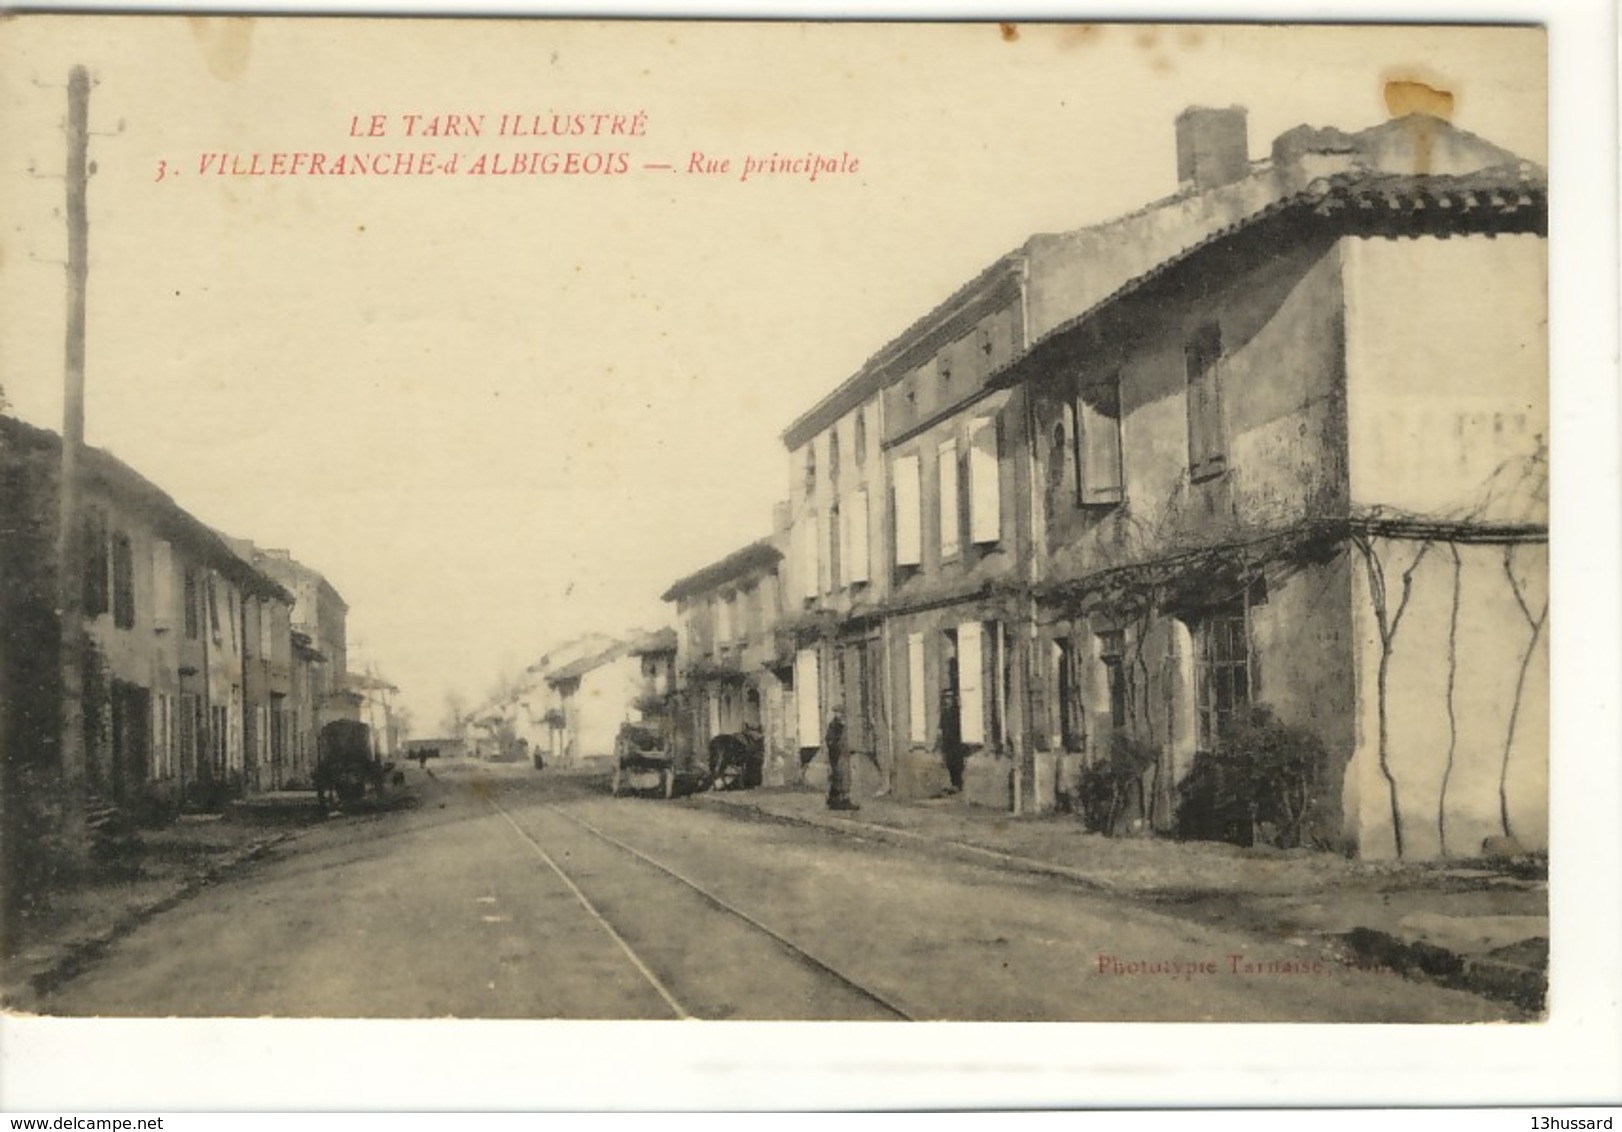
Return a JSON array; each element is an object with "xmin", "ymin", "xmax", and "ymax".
[
  {"xmin": 664, "ymin": 107, "xmax": 1547, "ymax": 860},
  {"xmin": 661, "ymin": 537, "xmax": 795, "ymax": 784}
]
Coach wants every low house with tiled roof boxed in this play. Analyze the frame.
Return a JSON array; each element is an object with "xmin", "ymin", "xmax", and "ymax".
[
  {"xmin": 1, "ymin": 415, "xmax": 297, "ymax": 819},
  {"xmin": 541, "ymin": 635, "xmax": 649, "ymax": 767}
]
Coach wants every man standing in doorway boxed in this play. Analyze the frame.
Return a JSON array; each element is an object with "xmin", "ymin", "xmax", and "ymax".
[
  {"xmin": 940, "ymin": 683, "xmax": 965, "ymax": 795},
  {"xmin": 825, "ymin": 706, "xmax": 858, "ymax": 811}
]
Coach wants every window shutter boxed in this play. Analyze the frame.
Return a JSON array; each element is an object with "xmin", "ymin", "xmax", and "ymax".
[
  {"xmin": 968, "ymin": 417, "xmax": 1001, "ymax": 544},
  {"xmin": 796, "ymin": 517, "xmax": 819, "ymax": 600},
  {"xmin": 846, "ymin": 490, "xmax": 870, "ymax": 584},
  {"xmin": 937, "ymin": 439, "xmax": 961, "ymax": 559},
  {"xmin": 794, "ymin": 648, "xmax": 821, "ymax": 748},
  {"xmin": 957, "ymin": 622, "xmax": 985, "ymax": 745},
  {"xmin": 1185, "ymin": 326, "xmax": 1226, "ymax": 479},
  {"xmin": 152, "ymin": 540, "xmax": 176, "ymax": 630},
  {"xmin": 907, "ymin": 633, "xmax": 926, "ymax": 744},
  {"xmin": 829, "ymin": 504, "xmax": 843, "ymax": 592},
  {"xmin": 1079, "ymin": 378, "xmax": 1125, "ymax": 505},
  {"xmin": 817, "ymin": 509, "xmax": 831, "ymax": 594},
  {"xmin": 892, "ymin": 454, "xmax": 922, "ymax": 567}
]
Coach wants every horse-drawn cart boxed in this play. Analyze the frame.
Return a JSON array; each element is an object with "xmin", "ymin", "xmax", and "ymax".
[
  {"xmin": 611, "ymin": 720, "xmax": 766, "ymax": 798},
  {"xmin": 315, "ymin": 719, "xmax": 385, "ymax": 809}
]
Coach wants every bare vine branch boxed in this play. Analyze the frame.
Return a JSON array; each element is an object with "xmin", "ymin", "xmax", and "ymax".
[{"xmin": 1499, "ymin": 545, "xmax": 1548, "ymax": 841}]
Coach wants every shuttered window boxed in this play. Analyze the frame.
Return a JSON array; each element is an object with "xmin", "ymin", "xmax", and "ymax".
[
  {"xmin": 907, "ymin": 633, "xmax": 927, "ymax": 744},
  {"xmin": 1079, "ymin": 371, "xmax": 1125, "ymax": 505},
  {"xmin": 968, "ymin": 416, "xmax": 1001, "ymax": 544},
  {"xmin": 957, "ymin": 622, "xmax": 985, "ymax": 745},
  {"xmin": 892, "ymin": 453, "xmax": 922, "ymax": 567},
  {"xmin": 1185, "ymin": 325, "xmax": 1226, "ymax": 480},
  {"xmin": 796, "ymin": 516, "xmax": 819, "ymax": 601},
  {"xmin": 152, "ymin": 540, "xmax": 176, "ymax": 631},
  {"xmin": 846, "ymin": 489, "xmax": 870, "ymax": 584},
  {"xmin": 827, "ymin": 502, "xmax": 842, "ymax": 592},
  {"xmin": 111, "ymin": 533, "xmax": 136, "ymax": 630},
  {"xmin": 184, "ymin": 568, "xmax": 200, "ymax": 639},
  {"xmin": 83, "ymin": 509, "xmax": 110, "ymax": 617},
  {"xmin": 794, "ymin": 648, "xmax": 821, "ymax": 748},
  {"xmin": 937, "ymin": 439, "xmax": 961, "ymax": 560},
  {"xmin": 716, "ymin": 594, "xmax": 732, "ymax": 643}
]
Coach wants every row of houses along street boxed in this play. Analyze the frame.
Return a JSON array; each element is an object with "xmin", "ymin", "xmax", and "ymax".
[
  {"xmin": 630, "ymin": 106, "xmax": 1547, "ymax": 862},
  {"xmin": 0, "ymin": 413, "xmax": 405, "ymax": 911},
  {"xmin": 3, "ymin": 104, "xmax": 1545, "ymax": 940}
]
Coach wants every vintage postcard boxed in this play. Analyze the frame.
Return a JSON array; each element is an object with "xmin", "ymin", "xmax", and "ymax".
[{"xmin": 0, "ymin": 10, "xmax": 1613, "ymax": 1112}]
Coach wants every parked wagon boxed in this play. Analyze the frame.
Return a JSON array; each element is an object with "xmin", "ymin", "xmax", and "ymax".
[
  {"xmin": 315, "ymin": 719, "xmax": 384, "ymax": 808},
  {"xmin": 612, "ymin": 719, "xmax": 766, "ymax": 798},
  {"xmin": 611, "ymin": 721, "xmax": 678, "ymax": 798}
]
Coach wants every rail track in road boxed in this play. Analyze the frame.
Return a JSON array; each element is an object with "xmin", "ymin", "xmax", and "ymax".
[{"xmin": 489, "ymin": 795, "xmax": 916, "ymax": 1021}]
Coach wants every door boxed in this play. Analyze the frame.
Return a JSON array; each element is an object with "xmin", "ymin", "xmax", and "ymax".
[
  {"xmin": 110, "ymin": 682, "xmax": 151, "ymax": 807},
  {"xmin": 841, "ymin": 642, "xmax": 868, "ymax": 758},
  {"xmin": 939, "ymin": 629, "xmax": 963, "ymax": 789}
]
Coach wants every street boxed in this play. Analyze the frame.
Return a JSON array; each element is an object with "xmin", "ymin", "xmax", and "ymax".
[{"xmin": 38, "ymin": 762, "xmax": 1509, "ymax": 1022}]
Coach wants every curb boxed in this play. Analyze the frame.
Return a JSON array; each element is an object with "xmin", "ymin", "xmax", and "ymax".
[
  {"xmin": 695, "ymin": 793, "xmax": 1122, "ymax": 894},
  {"xmin": 700, "ymin": 793, "xmax": 1547, "ymax": 1014},
  {"xmin": 3, "ymin": 832, "xmax": 294, "ymax": 1013},
  {"xmin": 1334, "ymin": 926, "xmax": 1546, "ymax": 1013}
]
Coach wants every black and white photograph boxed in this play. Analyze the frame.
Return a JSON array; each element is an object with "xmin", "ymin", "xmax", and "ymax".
[{"xmin": 0, "ymin": 9, "xmax": 1616, "ymax": 1113}]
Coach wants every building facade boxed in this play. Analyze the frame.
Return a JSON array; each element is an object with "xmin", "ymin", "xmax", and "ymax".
[
  {"xmin": 721, "ymin": 107, "xmax": 1547, "ymax": 859},
  {"xmin": 996, "ymin": 111, "xmax": 1547, "ymax": 856},
  {"xmin": 0, "ymin": 417, "xmax": 305, "ymax": 820},
  {"xmin": 661, "ymin": 539, "xmax": 795, "ymax": 784},
  {"xmin": 780, "ymin": 375, "xmax": 893, "ymax": 795}
]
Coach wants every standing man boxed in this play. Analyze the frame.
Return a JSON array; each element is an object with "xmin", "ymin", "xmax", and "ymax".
[
  {"xmin": 825, "ymin": 706, "xmax": 858, "ymax": 811},
  {"xmin": 940, "ymin": 681, "xmax": 965, "ymax": 795}
]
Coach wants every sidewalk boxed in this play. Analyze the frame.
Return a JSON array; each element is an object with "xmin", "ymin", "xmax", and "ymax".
[
  {"xmin": 695, "ymin": 783, "xmax": 1549, "ymax": 1013},
  {"xmin": 2, "ymin": 816, "xmax": 293, "ymax": 1013},
  {"xmin": 2, "ymin": 779, "xmax": 422, "ymax": 1014}
]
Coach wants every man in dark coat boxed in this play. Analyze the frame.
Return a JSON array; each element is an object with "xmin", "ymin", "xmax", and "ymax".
[{"xmin": 825, "ymin": 706, "xmax": 858, "ymax": 811}]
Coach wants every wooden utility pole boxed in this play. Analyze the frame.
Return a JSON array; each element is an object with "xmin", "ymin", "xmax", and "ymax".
[{"xmin": 57, "ymin": 65, "xmax": 91, "ymax": 805}]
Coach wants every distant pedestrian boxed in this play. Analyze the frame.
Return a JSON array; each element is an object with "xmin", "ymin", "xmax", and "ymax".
[
  {"xmin": 417, "ymin": 749, "xmax": 429, "ymax": 770},
  {"xmin": 825, "ymin": 706, "xmax": 858, "ymax": 811}
]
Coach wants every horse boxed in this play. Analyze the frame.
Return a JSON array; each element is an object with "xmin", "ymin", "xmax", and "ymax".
[{"xmin": 706, "ymin": 725, "xmax": 765, "ymax": 791}]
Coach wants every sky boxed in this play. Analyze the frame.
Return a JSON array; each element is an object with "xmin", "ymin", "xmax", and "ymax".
[{"xmin": 0, "ymin": 19, "xmax": 1549, "ymax": 730}]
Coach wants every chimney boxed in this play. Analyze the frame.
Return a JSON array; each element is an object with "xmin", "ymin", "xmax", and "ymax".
[
  {"xmin": 1270, "ymin": 123, "xmax": 1364, "ymax": 191},
  {"xmin": 1175, "ymin": 106, "xmax": 1250, "ymax": 191}
]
